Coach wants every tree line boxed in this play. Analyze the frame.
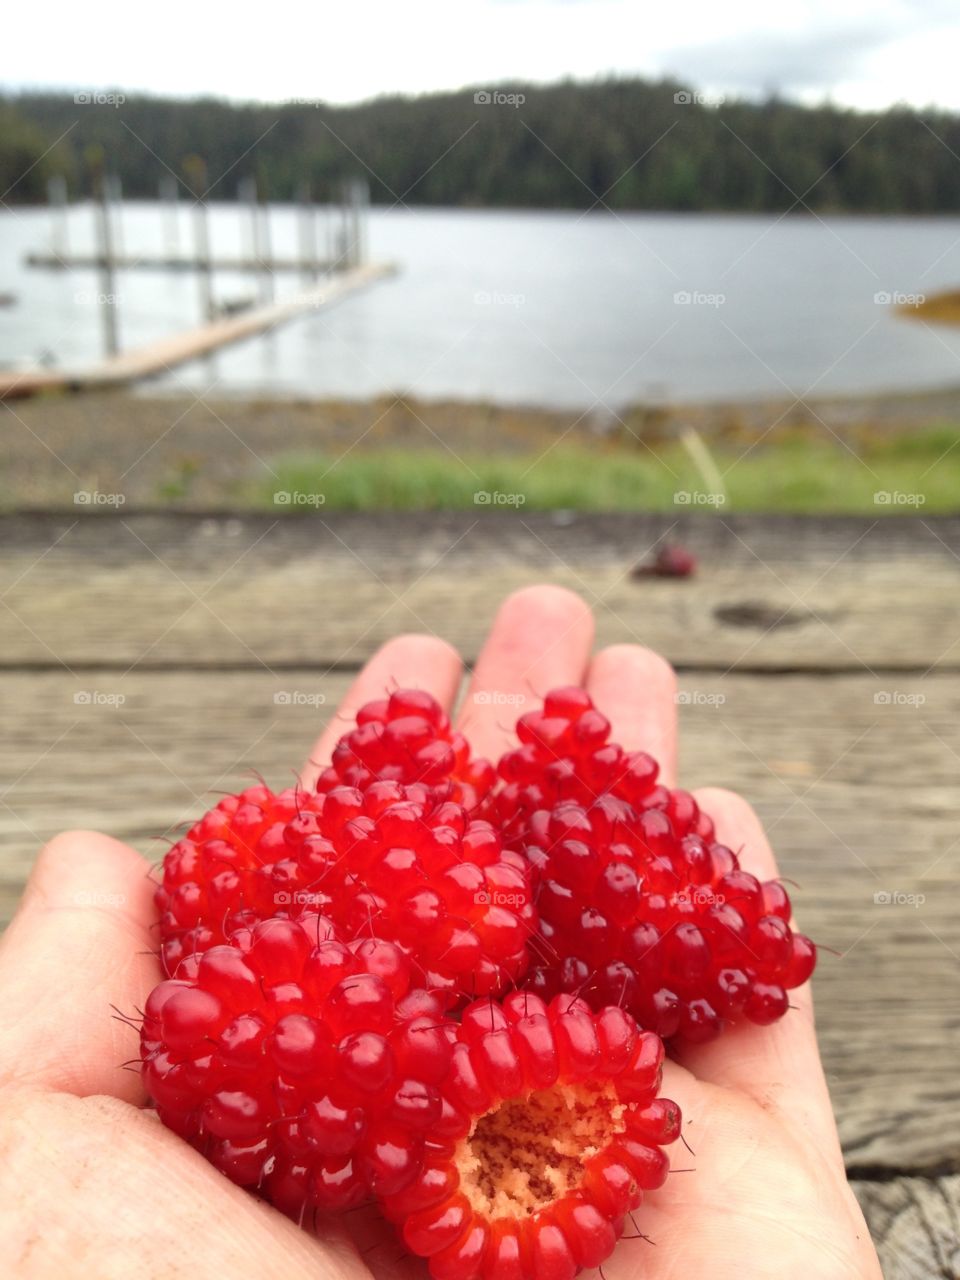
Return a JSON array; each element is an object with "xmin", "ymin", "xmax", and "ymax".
[{"xmin": 2, "ymin": 79, "xmax": 959, "ymax": 213}]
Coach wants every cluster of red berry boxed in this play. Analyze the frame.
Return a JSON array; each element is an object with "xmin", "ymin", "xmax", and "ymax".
[{"xmin": 143, "ymin": 687, "xmax": 815, "ymax": 1279}]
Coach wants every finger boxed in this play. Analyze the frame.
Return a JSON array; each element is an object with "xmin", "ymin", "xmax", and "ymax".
[
  {"xmin": 585, "ymin": 644, "xmax": 679, "ymax": 786},
  {"xmin": 672, "ymin": 787, "xmax": 841, "ymax": 1160},
  {"xmin": 0, "ymin": 830, "xmax": 161, "ymax": 1104},
  {"xmin": 301, "ymin": 633, "xmax": 463, "ymax": 787},
  {"xmin": 459, "ymin": 585, "xmax": 595, "ymax": 760}
]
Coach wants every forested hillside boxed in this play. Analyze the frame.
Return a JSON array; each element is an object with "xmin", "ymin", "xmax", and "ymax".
[{"xmin": 3, "ymin": 79, "xmax": 959, "ymax": 212}]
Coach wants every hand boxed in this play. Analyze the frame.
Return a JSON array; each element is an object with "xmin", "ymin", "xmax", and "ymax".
[{"xmin": 0, "ymin": 586, "xmax": 881, "ymax": 1279}]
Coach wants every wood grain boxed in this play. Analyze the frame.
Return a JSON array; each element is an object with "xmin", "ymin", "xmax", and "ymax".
[
  {"xmin": 1, "ymin": 512, "xmax": 960, "ymax": 670},
  {"xmin": 1, "ymin": 511, "xmax": 957, "ymax": 1266},
  {"xmin": 853, "ymin": 1176, "xmax": 960, "ymax": 1279},
  {"xmin": 1, "ymin": 668, "xmax": 957, "ymax": 1176}
]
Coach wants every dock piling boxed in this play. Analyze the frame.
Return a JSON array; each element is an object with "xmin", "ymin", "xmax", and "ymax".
[
  {"xmin": 297, "ymin": 182, "xmax": 319, "ymax": 284},
  {"xmin": 47, "ymin": 175, "xmax": 69, "ymax": 262},
  {"xmin": 91, "ymin": 156, "xmax": 120, "ymax": 356},
  {"xmin": 108, "ymin": 175, "xmax": 125, "ymax": 258},
  {"xmin": 254, "ymin": 177, "xmax": 275, "ymax": 304},
  {"xmin": 16, "ymin": 166, "xmax": 384, "ymax": 394},
  {"xmin": 238, "ymin": 176, "xmax": 257, "ymax": 262},
  {"xmin": 184, "ymin": 156, "xmax": 214, "ymax": 323},
  {"xmin": 160, "ymin": 174, "xmax": 180, "ymax": 256}
]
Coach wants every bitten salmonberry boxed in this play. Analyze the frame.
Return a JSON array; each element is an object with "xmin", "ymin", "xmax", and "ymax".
[{"xmin": 379, "ymin": 992, "xmax": 679, "ymax": 1280}]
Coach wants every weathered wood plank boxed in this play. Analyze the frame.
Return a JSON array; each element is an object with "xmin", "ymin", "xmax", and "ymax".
[
  {"xmin": 1, "ymin": 669, "xmax": 957, "ymax": 1175},
  {"xmin": 1, "ymin": 513, "xmax": 960, "ymax": 669},
  {"xmin": 852, "ymin": 1176, "xmax": 960, "ymax": 1280}
]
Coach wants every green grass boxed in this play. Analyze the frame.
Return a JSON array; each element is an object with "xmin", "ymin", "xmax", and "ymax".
[{"xmin": 255, "ymin": 426, "xmax": 960, "ymax": 514}]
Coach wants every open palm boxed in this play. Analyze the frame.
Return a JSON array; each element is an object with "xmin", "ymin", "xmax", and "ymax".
[{"xmin": 0, "ymin": 586, "xmax": 881, "ymax": 1279}]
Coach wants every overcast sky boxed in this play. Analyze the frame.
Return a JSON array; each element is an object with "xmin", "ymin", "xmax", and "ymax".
[{"xmin": 5, "ymin": 0, "xmax": 960, "ymax": 112}]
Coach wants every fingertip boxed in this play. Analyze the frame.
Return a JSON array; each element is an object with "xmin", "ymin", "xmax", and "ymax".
[
  {"xmin": 372, "ymin": 631, "xmax": 462, "ymax": 678},
  {"xmin": 693, "ymin": 786, "xmax": 744, "ymax": 812},
  {"xmin": 35, "ymin": 826, "xmax": 146, "ymax": 870},
  {"xmin": 301, "ymin": 632, "xmax": 464, "ymax": 785},
  {"xmin": 39, "ymin": 827, "xmax": 125, "ymax": 859},
  {"xmin": 23, "ymin": 829, "xmax": 155, "ymax": 916},
  {"xmin": 592, "ymin": 643, "xmax": 677, "ymax": 695},
  {"xmin": 586, "ymin": 643, "xmax": 678, "ymax": 783},
  {"xmin": 490, "ymin": 584, "xmax": 594, "ymax": 655},
  {"xmin": 499, "ymin": 583, "xmax": 590, "ymax": 614},
  {"xmin": 461, "ymin": 584, "xmax": 595, "ymax": 758}
]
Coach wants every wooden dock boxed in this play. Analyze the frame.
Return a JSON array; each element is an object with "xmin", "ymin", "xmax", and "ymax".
[
  {"xmin": 0, "ymin": 511, "xmax": 956, "ymax": 1276},
  {"xmin": 0, "ymin": 261, "xmax": 396, "ymax": 400},
  {"xmin": 26, "ymin": 252, "xmax": 342, "ymax": 273}
]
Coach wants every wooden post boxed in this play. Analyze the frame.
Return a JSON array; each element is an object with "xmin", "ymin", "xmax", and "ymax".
[
  {"xmin": 90, "ymin": 154, "xmax": 119, "ymax": 356},
  {"xmin": 350, "ymin": 178, "xmax": 367, "ymax": 268},
  {"xmin": 47, "ymin": 175, "xmax": 69, "ymax": 262},
  {"xmin": 324, "ymin": 200, "xmax": 334, "ymax": 277},
  {"xmin": 315, "ymin": 198, "xmax": 326, "ymax": 277},
  {"xmin": 238, "ymin": 176, "xmax": 257, "ymax": 262},
  {"xmin": 336, "ymin": 182, "xmax": 350, "ymax": 270},
  {"xmin": 297, "ymin": 181, "xmax": 318, "ymax": 283},
  {"xmin": 337, "ymin": 178, "xmax": 366, "ymax": 269},
  {"xmin": 160, "ymin": 174, "xmax": 179, "ymax": 257},
  {"xmin": 255, "ymin": 175, "xmax": 274, "ymax": 303},
  {"xmin": 108, "ymin": 174, "xmax": 125, "ymax": 258},
  {"xmin": 343, "ymin": 181, "xmax": 354, "ymax": 269},
  {"xmin": 183, "ymin": 155, "xmax": 213, "ymax": 322}
]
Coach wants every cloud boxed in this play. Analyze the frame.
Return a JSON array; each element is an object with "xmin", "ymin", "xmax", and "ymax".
[
  {"xmin": 659, "ymin": 20, "xmax": 909, "ymax": 99},
  {"xmin": 657, "ymin": 0, "xmax": 960, "ymax": 105},
  {"xmin": 6, "ymin": 0, "xmax": 960, "ymax": 110}
]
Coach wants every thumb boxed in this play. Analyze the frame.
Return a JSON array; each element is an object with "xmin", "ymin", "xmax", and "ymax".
[{"xmin": 0, "ymin": 830, "xmax": 162, "ymax": 1103}]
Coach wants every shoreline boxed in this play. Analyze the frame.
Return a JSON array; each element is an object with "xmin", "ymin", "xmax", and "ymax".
[
  {"xmin": 4, "ymin": 384, "xmax": 960, "ymax": 511},
  {"xmin": 80, "ymin": 380, "xmax": 960, "ymax": 432},
  {"xmin": 131, "ymin": 378, "xmax": 960, "ymax": 422}
]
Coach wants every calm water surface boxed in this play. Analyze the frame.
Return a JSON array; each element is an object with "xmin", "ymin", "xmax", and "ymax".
[{"xmin": 3, "ymin": 204, "xmax": 960, "ymax": 407}]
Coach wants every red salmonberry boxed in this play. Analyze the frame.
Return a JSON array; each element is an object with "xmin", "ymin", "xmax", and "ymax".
[
  {"xmin": 316, "ymin": 689, "xmax": 495, "ymax": 809},
  {"xmin": 492, "ymin": 688, "xmax": 714, "ymax": 844},
  {"xmin": 649, "ymin": 544, "xmax": 698, "ymax": 578},
  {"xmin": 156, "ymin": 780, "xmax": 536, "ymax": 1001},
  {"xmin": 380, "ymin": 992, "xmax": 679, "ymax": 1280},
  {"xmin": 141, "ymin": 918, "xmax": 459, "ymax": 1212},
  {"xmin": 522, "ymin": 794, "xmax": 816, "ymax": 1041}
]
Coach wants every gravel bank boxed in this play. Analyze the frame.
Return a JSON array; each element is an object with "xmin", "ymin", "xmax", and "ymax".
[{"xmin": 4, "ymin": 385, "xmax": 960, "ymax": 508}]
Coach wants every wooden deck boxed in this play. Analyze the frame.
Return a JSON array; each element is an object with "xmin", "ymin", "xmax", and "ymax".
[
  {"xmin": 0, "ymin": 262, "xmax": 396, "ymax": 400},
  {"xmin": 1, "ymin": 510, "xmax": 957, "ymax": 1275}
]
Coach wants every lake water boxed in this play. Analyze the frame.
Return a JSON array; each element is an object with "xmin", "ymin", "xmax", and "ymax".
[{"xmin": 3, "ymin": 203, "xmax": 960, "ymax": 407}]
